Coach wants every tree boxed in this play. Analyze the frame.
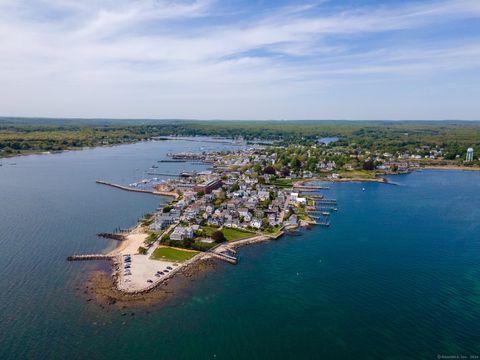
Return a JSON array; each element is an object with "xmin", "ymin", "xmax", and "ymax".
[
  {"xmin": 290, "ymin": 157, "xmax": 301, "ymax": 170},
  {"xmin": 138, "ymin": 246, "xmax": 147, "ymax": 255},
  {"xmin": 280, "ymin": 166, "xmax": 291, "ymax": 177},
  {"xmin": 362, "ymin": 160, "xmax": 375, "ymax": 171},
  {"xmin": 231, "ymin": 182, "xmax": 240, "ymax": 192},
  {"xmin": 183, "ymin": 237, "xmax": 194, "ymax": 249},
  {"xmin": 212, "ymin": 230, "xmax": 226, "ymax": 243},
  {"xmin": 263, "ymin": 165, "xmax": 275, "ymax": 175}
]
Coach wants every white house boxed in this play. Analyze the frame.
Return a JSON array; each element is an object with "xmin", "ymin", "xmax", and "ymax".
[
  {"xmin": 170, "ymin": 227, "xmax": 194, "ymax": 241},
  {"xmin": 250, "ymin": 218, "xmax": 263, "ymax": 229}
]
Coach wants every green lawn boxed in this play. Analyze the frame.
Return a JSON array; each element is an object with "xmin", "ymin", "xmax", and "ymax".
[
  {"xmin": 201, "ymin": 225, "xmax": 220, "ymax": 237},
  {"xmin": 222, "ymin": 227, "xmax": 256, "ymax": 242},
  {"xmin": 337, "ymin": 170, "xmax": 377, "ymax": 179},
  {"xmin": 150, "ymin": 247, "xmax": 199, "ymax": 262},
  {"xmin": 272, "ymin": 178, "xmax": 296, "ymax": 188},
  {"xmin": 296, "ymin": 207, "xmax": 312, "ymax": 221}
]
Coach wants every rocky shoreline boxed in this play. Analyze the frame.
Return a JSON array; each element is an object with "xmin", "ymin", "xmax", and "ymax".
[{"xmin": 83, "ymin": 256, "xmax": 217, "ymax": 309}]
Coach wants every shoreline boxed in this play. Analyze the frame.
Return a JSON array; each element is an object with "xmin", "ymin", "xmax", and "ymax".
[
  {"xmin": 107, "ymin": 224, "xmax": 148, "ymax": 256},
  {"xmin": 0, "ymin": 137, "xmax": 177, "ymax": 161},
  {"xmin": 423, "ymin": 165, "xmax": 480, "ymax": 171},
  {"xmin": 87, "ymin": 231, "xmax": 292, "ymax": 308},
  {"xmin": 82, "ymin": 155, "xmax": 479, "ymax": 307},
  {"xmin": 294, "ymin": 175, "xmax": 388, "ymax": 186},
  {"xmin": 83, "ymin": 256, "xmax": 218, "ymax": 309}
]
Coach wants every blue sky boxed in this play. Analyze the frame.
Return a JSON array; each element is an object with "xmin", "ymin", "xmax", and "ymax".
[{"xmin": 0, "ymin": 0, "xmax": 479, "ymax": 120}]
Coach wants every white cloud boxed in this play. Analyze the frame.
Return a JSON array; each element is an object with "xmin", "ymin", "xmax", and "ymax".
[{"xmin": 0, "ymin": 0, "xmax": 479, "ymax": 119}]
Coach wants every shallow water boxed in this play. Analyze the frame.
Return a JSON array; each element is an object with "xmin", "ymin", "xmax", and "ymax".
[{"xmin": 0, "ymin": 142, "xmax": 479, "ymax": 359}]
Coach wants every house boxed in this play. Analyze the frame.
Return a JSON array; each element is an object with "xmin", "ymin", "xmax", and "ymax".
[
  {"xmin": 254, "ymin": 209, "xmax": 265, "ymax": 219},
  {"xmin": 268, "ymin": 213, "xmax": 278, "ymax": 226},
  {"xmin": 238, "ymin": 208, "xmax": 250, "ymax": 218},
  {"xmin": 207, "ymin": 218, "xmax": 223, "ymax": 226},
  {"xmin": 211, "ymin": 189, "xmax": 223, "ymax": 198},
  {"xmin": 295, "ymin": 197, "xmax": 307, "ymax": 205},
  {"xmin": 224, "ymin": 218, "xmax": 240, "ymax": 228},
  {"xmin": 258, "ymin": 190, "xmax": 270, "ymax": 201},
  {"xmin": 284, "ymin": 214, "xmax": 298, "ymax": 226},
  {"xmin": 205, "ymin": 205, "xmax": 214, "ymax": 215},
  {"xmin": 149, "ymin": 212, "xmax": 177, "ymax": 231},
  {"xmin": 183, "ymin": 191, "xmax": 197, "ymax": 203},
  {"xmin": 170, "ymin": 227, "xmax": 194, "ymax": 241},
  {"xmin": 250, "ymin": 218, "xmax": 263, "ymax": 229},
  {"xmin": 184, "ymin": 208, "xmax": 199, "ymax": 221},
  {"xmin": 193, "ymin": 179, "xmax": 223, "ymax": 194}
]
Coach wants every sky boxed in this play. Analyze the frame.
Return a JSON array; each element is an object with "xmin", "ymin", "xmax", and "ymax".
[{"xmin": 0, "ymin": 0, "xmax": 479, "ymax": 120}]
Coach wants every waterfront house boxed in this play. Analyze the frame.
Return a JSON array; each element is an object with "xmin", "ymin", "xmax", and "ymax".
[
  {"xmin": 250, "ymin": 218, "xmax": 263, "ymax": 229},
  {"xmin": 170, "ymin": 227, "xmax": 194, "ymax": 241},
  {"xmin": 284, "ymin": 214, "xmax": 298, "ymax": 226}
]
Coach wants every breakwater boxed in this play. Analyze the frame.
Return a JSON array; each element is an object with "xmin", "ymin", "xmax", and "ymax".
[
  {"xmin": 67, "ymin": 254, "xmax": 115, "ymax": 261},
  {"xmin": 97, "ymin": 233, "xmax": 126, "ymax": 241},
  {"xmin": 96, "ymin": 180, "xmax": 179, "ymax": 198}
]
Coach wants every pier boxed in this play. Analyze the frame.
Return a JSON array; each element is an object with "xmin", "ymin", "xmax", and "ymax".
[
  {"xmin": 96, "ymin": 180, "xmax": 179, "ymax": 198},
  {"xmin": 157, "ymin": 160, "xmax": 187, "ymax": 163},
  {"xmin": 316, "ymin": 199, "xmax": 337, "ymax": 204},
  {"xmin": 97, "ymin": 233, "xmax": 126, "ymax": 241},
  {"xmin": 67, "ymin": 254, "xmax": 114, "ymax": 261},
  {"xmin": 147, "ymin": 172, "xmax": 180, "ymax": 177},
  {"xmin": 209, "ymin": 252, "xmax": 238, "ymax": 264},
  {"xmin": 306, "ymin": 195, "xmax": 324, "ymax": 199}
]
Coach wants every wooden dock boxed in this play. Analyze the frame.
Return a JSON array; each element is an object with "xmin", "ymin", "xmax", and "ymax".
[
  {"xmin": 316, "ymin": 199, "xmax": 337, "ymax": 204},
  {"xmin": 306, "ymin": 195, "xmax": 324, "ymax": 199}
]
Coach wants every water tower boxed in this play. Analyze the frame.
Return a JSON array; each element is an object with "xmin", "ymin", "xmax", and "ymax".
[{"xmin": 466, "ymin": 147, "xmax": 474, "ymax": 162}]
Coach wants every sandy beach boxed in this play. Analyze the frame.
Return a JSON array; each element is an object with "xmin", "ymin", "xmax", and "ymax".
[{"xmin": 108, "ymin": 225, "xmax": 147, "ymax": 256}]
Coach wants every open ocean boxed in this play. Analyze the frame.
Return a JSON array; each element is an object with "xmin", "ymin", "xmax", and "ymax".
[{"xmin": 1, "ymin": 139, "xmax": 479, "ymax": 359}]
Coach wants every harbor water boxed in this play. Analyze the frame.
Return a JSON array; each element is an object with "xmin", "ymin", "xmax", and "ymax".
[{"xmin": 0, "ymin": 140, "xmax": 479, "ymax": 359}]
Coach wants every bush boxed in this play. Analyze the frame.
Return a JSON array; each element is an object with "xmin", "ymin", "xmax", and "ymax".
[
  {"xmin": 138, "ymin": 246, "xmax": 147, "ymax": 255},
  {"xmin": 263, "ymin": 166, "xmax": 275, "ymax": 175},
  {"xmin": 362, "ymin": 160, "xmax": 375, "ymax": 171},
  {"xmin": 212, "ymin": 230, "xmax": 226, "ymax": 243}
]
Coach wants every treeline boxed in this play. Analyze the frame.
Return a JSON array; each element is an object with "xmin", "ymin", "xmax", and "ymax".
[{"xmin": 1, "ymin": 118, "xmax": 479, "ymax": 157}]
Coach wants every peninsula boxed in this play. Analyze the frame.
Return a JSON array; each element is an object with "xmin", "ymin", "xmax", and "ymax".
[{"xmin": 66, "ymin": 135, "xmax": 480, "ymax": 302}]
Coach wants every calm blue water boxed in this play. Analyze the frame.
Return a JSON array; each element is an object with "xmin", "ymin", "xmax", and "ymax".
[{"xmin": 1, "ymin": 142, "xmax": 479, "ymax": 359}]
